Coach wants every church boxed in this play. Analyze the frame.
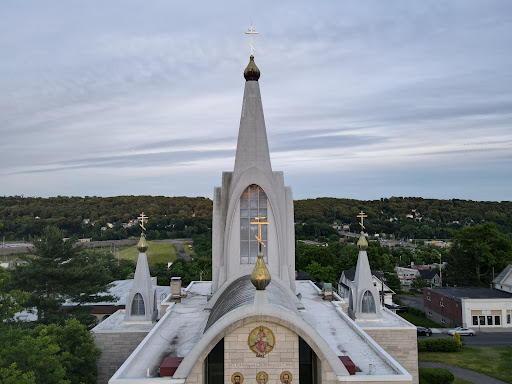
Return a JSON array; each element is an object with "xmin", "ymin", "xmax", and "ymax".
[{"xmin": 92, "ymin": 49, "xmax": 419, "ymax": 384}]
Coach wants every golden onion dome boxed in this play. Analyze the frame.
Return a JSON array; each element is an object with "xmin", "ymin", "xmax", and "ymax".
[
  {"xmin": 357, "ymin": 233, "xmax": 368, "ymax": 251},
  {"xmin": 137, "ymin": 233, "xmax": 148, "ymax": 253},
  {"xmin": 244, "ymin": 55, "xmax": 260, "ymax": 81},
  {"xmin": 250, "ymin": 253, "xmax": 271, "ymax": 290}
]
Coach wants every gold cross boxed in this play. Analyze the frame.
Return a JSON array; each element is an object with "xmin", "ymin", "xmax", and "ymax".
[
  {"xmin": 138, "ymin": 212, "xmax": 149, "ymax": 231},
  {"xmin": 250, "ymin": 213, "xmax": 269, "ymax": 251},
  {"xmin": 357, "ymin": 211, "xmax": 367, "ymax": 231},
  {"xmin": 245, "ymin": 24, "xmax": 259, "ymax": 55}
]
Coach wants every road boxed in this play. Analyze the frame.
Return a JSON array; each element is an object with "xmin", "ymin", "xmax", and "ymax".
[
  {"xmin": 396, "ymin": 293, "xmax": 425, "ymax": 311},
  {"xmin": 419, "ymin": 332, "xmax": 512, "ymax": 347}
]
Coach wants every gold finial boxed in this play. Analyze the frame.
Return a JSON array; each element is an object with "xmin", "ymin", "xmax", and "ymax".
[
  {"xmin": 251, "ymin": 253, "xmax": 271, "ymax": 290},
  {"xmin": 138, "ymin": 212, "xmax": 149, "ymax": 232},
  {"xmin": 251, "ymin": 213, "xmax": 269, "ymax": 253},
  {"xmin": 357, "ymin": 211, "xmax": 367, "ymax": 233},
  {"xmin": 245, "ymin": 24, "xmax": 259, "ymax": 55},
  {"xmin": 137, "ymin": 232, "xmax": 149, "ymax": 253}
]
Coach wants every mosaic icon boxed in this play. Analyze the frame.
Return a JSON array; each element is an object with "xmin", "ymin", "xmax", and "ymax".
[
  {"xmin": 256, "ymin": 371, "xmax": 268, "ymax": 384},
  {"xmin": 280, "ymin": 371, "xmax": 292, "ymax": 384},
  {"xmin": 231, "ymin": 372, "xmax": 244, "ymax": 384},
  {"xmin": 248, "ymin": 326, "xmax": 275, "ymax": 357}
]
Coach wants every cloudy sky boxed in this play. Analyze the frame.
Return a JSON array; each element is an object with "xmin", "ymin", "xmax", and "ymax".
[{"xmin": 1, "ymin": 1, "xmax": 511, "ymax": 201}]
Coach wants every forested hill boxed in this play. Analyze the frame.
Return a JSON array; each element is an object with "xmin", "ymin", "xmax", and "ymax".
[{"xmin": 0, "ymin": 195, "xmax": 511, "ymax": 241}]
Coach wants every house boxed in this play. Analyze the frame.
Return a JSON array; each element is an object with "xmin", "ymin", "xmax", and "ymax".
[
  {"xmin": 417, "ymin": 269, "xmax": 441, "ymax": 288},
  {"xmin": 423, "ymin": 287, "xmax": 512, "ymax": 330},
  {"xmin": 338, "ymin": 266, "xmax": 396, "ymax": 305},
  {"xmin": 395, "ymin": 266, "xmax": 419, "ymax": 291},
  {"xmin": 493, "ymin": 265, "xmax": 512, "ymax": 293}
]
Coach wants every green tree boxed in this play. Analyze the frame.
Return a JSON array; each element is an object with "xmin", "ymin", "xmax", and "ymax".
[
  {"xmin": 305, "ymin": 261, "xmax": 337, "ymax": 285},
  {"xmin": 445, "ymin": 223, "xmax": 512, "ymax": 286},
  {"xmin": 0, "ymin": 268, "xmax": 29, "ymax": 323},
  {"xmin": 10, "ymin": 226, "xmax": 115, "ymax": 324},
  {"xmin": 0, "ymin": 364, "xmax": 36, "ymax": 384},
  {"xmin": 411, "ymin": 275, "xmax": 430, "ymax": 292}
]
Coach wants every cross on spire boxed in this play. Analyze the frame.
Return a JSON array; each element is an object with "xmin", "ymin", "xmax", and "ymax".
[
  {"xmin": 357, "ymin": 211, "xmax": 367, "ymax": 232},
  {"xmin": 245, "ymin": 24, "xmax": 259, "ymax": 55},
  {"xmin": 138, "ymin": 212, "xmax": 149, "ymax": 232},
  {"xmin": 250, "ymin": 213, "xmax": 269, "ymax": 253}
]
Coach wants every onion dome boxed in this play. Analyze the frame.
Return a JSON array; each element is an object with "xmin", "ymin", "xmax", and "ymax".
[
  {"xmin": 357, "ymin": 232, "xmax": 368, "ymax": 251},
  {"xmin": 137, "ymin": 233, "xmax": 148, "ymax": 253},
  {"xmin": 244, "ymin": 55, "xmax": 260, "ymax": 81},
  {"xmin": 251, "ymin": 253, "xmax": 271, "ymax": 290}
]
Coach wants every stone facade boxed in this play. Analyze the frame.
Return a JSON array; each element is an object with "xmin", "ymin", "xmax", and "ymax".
[
  {"xmin": 224, "ymin": 321, "xmax": 299, "ymax": 384},
  {"xmin": 94, "ymin": 331, "xmax": 149, "ymax": 384},
  {"xmin": 363, "ymin": 328, "xmax": 419, "ymax": 384}
]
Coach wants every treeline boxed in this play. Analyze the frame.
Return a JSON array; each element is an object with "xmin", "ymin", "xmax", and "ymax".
[
  {"xmin": 1, "ymin": 195, "xmax": 512, "ymax": 241},
  {"xmin": 294, "ymin": 197, "xmax": 512, "ymax": 240},
  {"xmin": 0, "ymin": 195, "xmax": 212, "ymax": 241}
]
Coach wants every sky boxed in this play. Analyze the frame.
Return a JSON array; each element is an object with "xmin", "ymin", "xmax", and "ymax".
[{"xmin": 1, "ymin": 1, "xmax": 511, "ymax": 202}]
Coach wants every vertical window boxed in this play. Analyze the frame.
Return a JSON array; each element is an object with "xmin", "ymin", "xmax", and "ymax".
[
  {"xmin": 240, "ymin": 185, "xmax": 268, "ymax": 264},
  {"xmin": 472, "ymin": 316, "xmax": 478, "ymax": 326},
  {"xmin": 479, "ymin": 316, "xmax": 485, "ymax": 325},
  {"xmin": 507, "ymin": 313, "xmax": 511, "ymax": 324},
  {"xmin": 487, "ymin": 316, "xmax": 493, "ymax": 325},
  {"xmin": 495, "ymin": 316, "xmax": 501, "ymax": 326},
  {"xmin": 131, "ymin": 293, "xmax": 145, "ymax": 316},
  {"xmin": 361, "ymin": 291, "xmax": 376, "ymax": 313}
]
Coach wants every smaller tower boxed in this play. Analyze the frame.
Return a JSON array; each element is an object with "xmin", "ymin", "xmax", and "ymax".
[
  {"xmin": 125, "ymin": 212, "xmax": 158, "ymax": 323},
  {"xmin": 349, "ymin": 211, "xmax": 382, "ymax": 321}
]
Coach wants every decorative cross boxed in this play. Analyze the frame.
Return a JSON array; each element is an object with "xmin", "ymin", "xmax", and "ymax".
[
  {"xmin": 250, "ymin": 213, "xmax": 269, "ymax": 252},
  {"xmin": 245, "ymin": 24, "xmax": 259, "ymax": 55},
  {"xmin": 357, "ymin": 211, "xmax": 367, "ymax": 231},
  {"xmin": 138, "ymin": 212, "xmax": 149, "ymax": 232}
]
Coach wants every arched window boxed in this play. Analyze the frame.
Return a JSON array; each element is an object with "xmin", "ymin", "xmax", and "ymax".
[
  {"xmin": 131, "ymin": 293, "xmax": 145, "ymax": 316},
  {"xmin": 240, "ymin": 184, "xmax": 268, "ymax": 264},
  {"xmin": 361, "ymin": 291, "xmax": 376, "ymax": 313}
]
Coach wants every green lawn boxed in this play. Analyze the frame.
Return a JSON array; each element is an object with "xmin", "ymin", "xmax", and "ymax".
[
  {"xmin": 453, "ymin": 378, "xmax": 473, "ymax": 384},
  {"xmin": 398, "ymin": 312, "xmax": 442, "ymax": 328},
  {"xmin": 419, "ymin": 346, "xmax": 512, "ymax": 384},
  {"xmin": 118, "ymin": 241, "xmax": 178, "ymax": 266}
]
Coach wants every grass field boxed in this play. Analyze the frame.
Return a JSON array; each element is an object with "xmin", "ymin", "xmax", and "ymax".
[
  {"xmin": 419, "ymin": 346, "xmax": 512, "ymax": 383},
  {"xmin": 453, "ymin": 378, "xmax": 473, "ymax": 384},
  {"xmin": 398, "ymin": 312, "xmax": 442, "ymax": 328},
  {"xmin": 118, "ymin": 241, "xmax": 179, "ymax": 266}
]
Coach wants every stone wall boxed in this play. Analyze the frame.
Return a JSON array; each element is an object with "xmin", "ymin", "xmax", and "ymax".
[
  {"xmin": 224, "ymin": 321, "xmax": 299, "ymax": 384},
  {"xmin": 363, "ymin": 328, "xmax": 418, "ymax": 384},
  {"xmin": 94, "ymin": 331, "xmax": 149, "ymax": 384}
]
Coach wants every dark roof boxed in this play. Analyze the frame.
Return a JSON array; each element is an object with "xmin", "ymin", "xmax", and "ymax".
[
  {"xmin": 431, "ymin": 287, "xmax": 512, "ymax": 301},
  {"xmin": 296, "ymin": 271, "xmax": 314, "ymax": 281},
  {"xmin": 205, "ymin": 275, "xmax": 298, "ymax": 331},
  {"xmin": 342, "ymin": 267, "xmax": 385, "ymax": 282},
  {"xmin": 418, "ymin": 269, "xmax": 439, "ymax": 280}
]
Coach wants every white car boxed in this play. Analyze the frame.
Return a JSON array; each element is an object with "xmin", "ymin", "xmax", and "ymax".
[{"xmin": 448, "ymin": 327, "xmax": 476, "ymax": 336}]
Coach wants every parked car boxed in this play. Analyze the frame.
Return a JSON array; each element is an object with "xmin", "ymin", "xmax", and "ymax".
[
  {"xmin": 417, "ymin": 327, "xmax": 432, "ymax": 337},
  {"xmin": 448, "ymin": 327, "xmax": 476, "ymax": 336},
  {"xmin": 385, "ymin": 303, "xmax": 409, "ymax": 313}
]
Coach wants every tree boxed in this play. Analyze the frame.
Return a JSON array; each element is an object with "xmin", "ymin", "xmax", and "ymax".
[
  {"xmin": 411, "ymin": 275, "xmax": 430, "ymax": 292},
  {"xmin": 383, "ymin": 272, "xmax": 401, "ymax": 292},
  {"xmin": 10, "ymin": 226, "xmax": 115, "ymax": 324},
  {"xmin": 445, "ymin": 223, "xmax": 512, "ymax": 286},
  {"xmin": 305, "ymin": 261, "xmax": 337, "ymax": 285},
  {"xmin": 0, "ymin": 268, "xmax": 28, "ymax": 323}
]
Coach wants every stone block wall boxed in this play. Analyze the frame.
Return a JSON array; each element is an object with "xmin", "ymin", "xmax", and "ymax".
[
  {"xmin": 363, "ymin": 328, "xmax": 418, "ymax": 384},
  {"xmin": 94, "ymin": 331, "xmax": 149, "ymax": 384},
  {"xmin": 224, "ymin": 321, "xmax": 299, "ymax": 384}
]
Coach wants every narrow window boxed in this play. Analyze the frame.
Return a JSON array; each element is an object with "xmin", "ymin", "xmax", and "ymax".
[
  {"xmin": 131, "ymin": 293, "xmax": 145, "ymax": 316},
  {"xmin": 479, "ymin": 316, "xmax": 485, "ymax": 325},
  {"xmin": 487, "ymin": 316, "xmax": 493, "ymax": 325},
  {"xmin": 361, "ymin": 291, "xmax": 376, "ymax": 313},
  {"xmin": 507, "ymin": 313, "xmax": 511, "ymax": 324},
  {"xmin": 472, "ymin": 316, "xmax": 478, "ymax": 326},
  {"xmin": 495, "ymin": 316, "xmax": 501, "ymax": 326},
  {"xmin": 240, "ymin": 185, "xmax": 268, "ymax": 264}
]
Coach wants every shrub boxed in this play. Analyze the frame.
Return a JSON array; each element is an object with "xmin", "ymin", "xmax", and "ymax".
[
  {"xmin": 419, "ymin": 367, "xmax": 454, "ymax": 384},
  {"xmin": 417, "ymin": 338, "xmax": 459, "ymax": 352}
]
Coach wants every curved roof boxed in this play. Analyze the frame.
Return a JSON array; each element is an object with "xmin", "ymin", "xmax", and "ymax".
[{"xmin": 205, "ymin": 275, "xmax": 298, "ymax": 331}]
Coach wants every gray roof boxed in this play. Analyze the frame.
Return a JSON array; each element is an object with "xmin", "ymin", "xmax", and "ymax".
[
  {"xmin": 342, "ymin": 266, "xmax": 384, "ymax": 282},
  {"xmin": 205, "ymin": 275, "xmax": 298, "ymax": 331},
  {"xmin": 431, "ymin": 287, "xmax": 512, "ymax": 301},
  {"xmin": 493, "ymin": 265, "xmax": 512, "ymax": 284},
  {"xmin": 418, "ymin": 269, "xmax": 440, "ymax": 280}
]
